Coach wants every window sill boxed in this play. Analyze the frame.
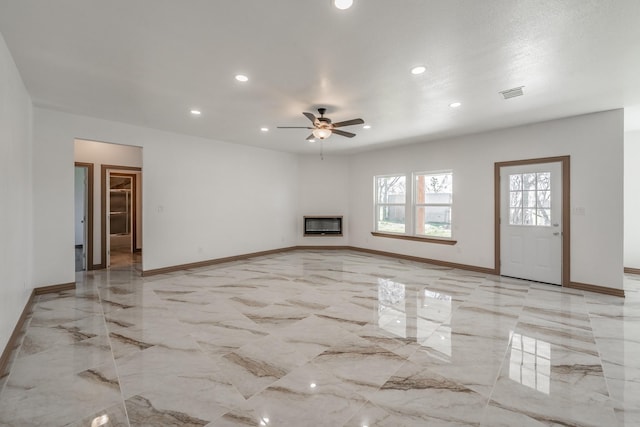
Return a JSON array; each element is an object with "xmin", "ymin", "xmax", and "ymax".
[{"xmin": 370, "ymin": 232, "xmax": 457, "ymax": 245}]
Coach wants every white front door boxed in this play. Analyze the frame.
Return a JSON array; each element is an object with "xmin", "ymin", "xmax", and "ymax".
[{"xmin": 500, "ymin": 162, "xmax": 562, "ymax": 285}]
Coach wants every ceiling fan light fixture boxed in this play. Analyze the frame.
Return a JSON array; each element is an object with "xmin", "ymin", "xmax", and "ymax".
[
  {"xmin": 334, "ymin": 0, "xmax": 353, "ymax": 10},
  {"xmin": 312, "ymin": 128, "xmax": 332, "ymax": 140}
]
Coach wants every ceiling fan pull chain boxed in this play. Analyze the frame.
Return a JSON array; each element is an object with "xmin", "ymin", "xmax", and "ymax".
[{"xmin": 320, "ymin": 140, "xmax": 324, "ymax": 160}]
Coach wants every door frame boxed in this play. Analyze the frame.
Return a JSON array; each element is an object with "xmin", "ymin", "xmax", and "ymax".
[
  {"xmin": 494, "ymin": 156, "xmax": 570, "ymax": 286},
  {"xmin": 74, "ymin": 162, "xmax": 94, "ymax": 270},
  {"xmin": 101, "ymin": 165, "xmax": 142, "ymax": 268}
]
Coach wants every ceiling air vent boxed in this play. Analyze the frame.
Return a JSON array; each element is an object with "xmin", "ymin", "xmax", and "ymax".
[{"xmin": 499, "ymin": 86, "xmax": 524, "ymax": 100}]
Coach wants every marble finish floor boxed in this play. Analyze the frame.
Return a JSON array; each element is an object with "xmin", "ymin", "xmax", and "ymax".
[{"xmin": 1, "ymin": 250, "xmax": 639, "ymax": 426}]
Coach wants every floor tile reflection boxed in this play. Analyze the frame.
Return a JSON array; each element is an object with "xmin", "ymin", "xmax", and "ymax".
[{"xmin": 0, "ymin": 250, "xmax": 639, "ymax": 426}]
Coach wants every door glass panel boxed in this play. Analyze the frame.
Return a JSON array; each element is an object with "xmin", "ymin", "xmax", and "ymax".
[
  {"xmin": 510, "ymin": 174, "xmax": 522, "ymax": 191},
  {"xmin": 523, "ymin": 173, "xmax": 537, "ymax": 191},
  {"xmin": 537, "ymin": 172, "xmax": 551, "ymax": 190},
  {"xmin": 537, "ymin": 191, "xmax": 551, "ymax": 208},
  {"xmin": 523, "ymin": 191, "xmax": 536, "ymax": 208},
  {"xmin": 510, "ymin": 208, "xmax": 522, "ymax": 224},
  {"xmin": 510, "ymin": 191, "xmax": 522, "ymax": 207},
  {"xmin": 523, "ymin": 209, "xmax": 536, "ymax": 225},
  {"xmin": 537, "ymin": 209, "xmax": 551, "ymax": 226},
  {"xmin": 509, "ymin": 172, "xmax": 552, "ymax": 226}
]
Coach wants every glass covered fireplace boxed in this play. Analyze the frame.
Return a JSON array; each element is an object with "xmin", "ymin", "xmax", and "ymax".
[{"xmin": 304, "ymin": 216, "xmax": 343, "ymax": 236}]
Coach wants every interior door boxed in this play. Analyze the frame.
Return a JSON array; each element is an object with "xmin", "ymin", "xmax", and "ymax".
[
  {"xmin": 500, "ymin": 162, "xmax": 562, "ymax": 285},
  {"xmin": 108, "ymin": 172, "xmax": 134, "ymax": 267},
  {"xmin": 106, "ymin": 171, "xmax": 111, "ymax": 267},
  {"xmin": 74, "ymin": 166, "xmax": 87, "ymax": 271}
]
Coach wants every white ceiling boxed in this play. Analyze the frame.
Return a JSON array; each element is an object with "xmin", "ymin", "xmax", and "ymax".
[{"xmin": 1, "ymin": 0, "xmax": 639, "ymax": 154}]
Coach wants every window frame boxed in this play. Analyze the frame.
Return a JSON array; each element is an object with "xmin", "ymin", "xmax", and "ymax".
[
  {"xmin": 413, "ymin": 170, "xmax": 454, "ymax": 240},
  {"xmin": 374, "ymin": 174, "xmax": 408, "ymax": 235},
  {"xmin": 372, "ymin": 171, "xmax": 456, "ymax": 245}
]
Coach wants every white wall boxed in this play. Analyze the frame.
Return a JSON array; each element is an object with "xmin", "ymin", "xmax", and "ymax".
[
  {"xmin": 624, "ymin": 129, "xmax": 640, "ymax": 269},
  {"xmin": 0, "ymin": 33, "xmax": 33, "ymax": 353},
  {"xmin": 297, "ymin": 155, "xmax": 350, "ymax": 246},
  {"xmin": 348, "ymin": 110, "xmax": 624, "ymax": 291},
  {"xmin": 75, "ymin": 139, "xmax": 143, "ymax": 264},
  {"xmin": 33, "ymin": 108, "xmax": 299, "ymax": 280}
]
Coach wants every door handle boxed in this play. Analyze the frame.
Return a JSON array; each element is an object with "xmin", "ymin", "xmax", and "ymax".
[{"xmin": 553, "ymin": 232, "xmax": 560, "ymax": 236}]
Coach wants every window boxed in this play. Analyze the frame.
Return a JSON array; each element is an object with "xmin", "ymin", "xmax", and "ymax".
[
  {"xmin": 374, "ymin": 171, "xmax": 454, "ymax": 241},
  {"xmin": 415, "ymin": 172, "xmax": 453, "ymax": 238},
  {"xmin": 375, "ymin": 175, "xmax": 406, "ymax": 233},
  {"xmin": 509, "ymin": 172, "xmax": 551, "ymax": 226}
]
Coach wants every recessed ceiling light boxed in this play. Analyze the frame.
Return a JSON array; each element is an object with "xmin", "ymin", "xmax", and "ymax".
[
  {"xmin": 411, "ymin": 65, "xmax": 426, "ymax": 75},
  {"xmin": 260, "ymin": 127, "xmax": 269, "ymax": 132},
  {"xmin": 309, "ymin": 139, "xmax": 316, "ymax": 142},
  {"xmin": 334, "ymin": 0, "xmax": 353, "ymax": 9},
  {"xmin": 363, "ymin": 125, "xmax": 371, "ymax": 129},
  {"xmin": 190, "ymin": 109, "xmax": 201, "ymax": 116},
  {"xmin": 449, "ymin": 102, "xmax": 462, "ymax": 108},
  {"xmin": 235, "ymin": 74, "xmax": 249, "ymax": 82},
  {"xmin": 310, "ymin": 382, "xmax": 317, "ymax": 388}
]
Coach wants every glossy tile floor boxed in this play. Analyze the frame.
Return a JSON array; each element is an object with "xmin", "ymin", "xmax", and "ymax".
[{"xmin": 1, "ymin": 250, "xmax": 639, "ymax": 426}]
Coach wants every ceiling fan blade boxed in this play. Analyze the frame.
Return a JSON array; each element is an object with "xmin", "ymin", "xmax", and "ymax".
[
  {"xmin": 277, "ymin": 126, "xmax": 315, "ymax": 129},
  {"xmin": 306, "ymin": 134, "xmax": 315, "ymax": 141},
  {"xmin": 332, "ymin": 129, "xmax": 356, "ymax": 138},
  {"xmin": 303, "ymin": 112, "xmax": 317, "ymax": 124},
  {"xmin": 332, "ymin": 118, "xmax": 364, "ymax": 128}
]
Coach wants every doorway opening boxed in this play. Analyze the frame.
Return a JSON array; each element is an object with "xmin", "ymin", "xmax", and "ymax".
[
  {"xmin": 102, "ymin": 165, "xmax": 142, "ymax": 269},
  {"xmin": 74, "ymin": 162, "xmax": 94, "ymax": 271},
  {"xmin": 494, "ymin": 156, "xmax": 570, "ymax": 286}
]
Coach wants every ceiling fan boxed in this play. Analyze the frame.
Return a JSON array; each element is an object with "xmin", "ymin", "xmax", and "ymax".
[{"xmin": 277, "ymin": 108, "xmax": 365, "ymax": 140}]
